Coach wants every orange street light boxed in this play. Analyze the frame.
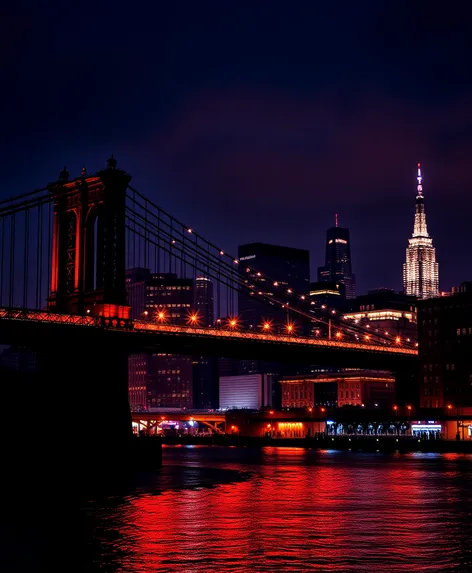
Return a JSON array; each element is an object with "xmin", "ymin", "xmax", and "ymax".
[
  {"xmin": 286, "ymin": 323, "xmax": 294, "ymax": 334},
  {"xmin": 228, "ymin": 317, "xmax": 238, "ymax": 329},
  {"xmin": 187, "ymin": 312, "xmax": 200, "ymax": 326},
  {"xmin": 157, "ymin": 310, "xmax": 167, "ymax": 322},
  {"xmin": 335, "ymin": 331, "xmax": 342, "ymax": 339},
  {"xmin": 395, "ymin": 336, "xmax": 401, "ymax": 344},
  {"xmin": 262, "ymin": 321, "xmax": 271, "ymax": 331}
]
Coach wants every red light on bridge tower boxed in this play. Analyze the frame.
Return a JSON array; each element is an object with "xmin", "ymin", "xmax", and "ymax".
[{"xmin": 47, "ymin": 156, "xmax": 131, "ymax": 325}]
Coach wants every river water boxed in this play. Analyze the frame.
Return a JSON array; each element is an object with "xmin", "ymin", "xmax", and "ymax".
[
  {"xmin": 4, "ymin": 446, "xmax": 471, "ymax": 572},
  {"xmin": 76, "ymin": 446, "xmax": 472, "ymax": 572}
]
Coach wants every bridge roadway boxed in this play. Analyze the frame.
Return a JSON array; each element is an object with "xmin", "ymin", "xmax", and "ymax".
[{"xmin": 0, "ymin": 308, "xmax": 417, "ymax": 370}]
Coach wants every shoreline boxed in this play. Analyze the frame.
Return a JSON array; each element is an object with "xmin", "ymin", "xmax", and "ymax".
[{"xmin": 158, "ymin": 434, "xmax": 472, "ymax": 453}]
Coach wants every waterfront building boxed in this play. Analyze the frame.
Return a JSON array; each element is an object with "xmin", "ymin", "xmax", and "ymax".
[
  {"xmin": 418, "ymin": 283, "xmax": 472, "ymax": 413},
  {"xmin": 317, "ymin": 216, "xmax": 356, "ymax": 299},
  {"xmin": 403, "ymin": 164, "xmax": 439, "ymax": 299},
  {"xmin": 281, "ymin": 371, "xmax": 395, "ymax": 409},
  {"xmin": 219, "ymin": 373, "xmax": 274, "ymax": 410}
]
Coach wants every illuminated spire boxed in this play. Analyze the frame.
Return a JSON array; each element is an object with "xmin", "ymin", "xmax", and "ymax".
[
  {"xmin": 403, "ymin": 163, "xmax": 439, "ymax": 299},
  {"xmin": 335, "ymin": 213, "xmax": 338, "ymax": 228},
  {"xmin": 412, "ymin": 162, "xmax": 428, "ymax": 238}
]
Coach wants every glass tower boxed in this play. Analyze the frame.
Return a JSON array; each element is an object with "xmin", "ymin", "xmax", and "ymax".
[{"xmin": 403, "ymin": 164, "xmax": 439, "ymax": 299}]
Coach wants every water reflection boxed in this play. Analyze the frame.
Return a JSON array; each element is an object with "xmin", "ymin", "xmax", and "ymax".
[{"xmin": 82, "ymin": 447, "xmax": 472, "ymax": 572}]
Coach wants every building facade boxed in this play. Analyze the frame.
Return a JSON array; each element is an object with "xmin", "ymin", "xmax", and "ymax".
[
  {"xmin": 418, "ymin": 284, "xmax": 472, "ymax": 410},
  {"xmin": 403, "ymin": 164, "xmax": 439, "ymax": 299},
  {"xmin": 219, "ymin": 374, "xmax": 274, "ymax": 410},
  {"xmin": 343, "ymin": 289, "xmax": 418, "ymax": 342},
  {"xmin": 281, "ymin": 372, "xmax": 395, "ymax": 409},
  {"xmin": 126, "ymin": 269, "xmax": 194, "ymax": 410},
  {"xmin": 317, "ymin": 218, "xmax": 356, "ymax": 299}
]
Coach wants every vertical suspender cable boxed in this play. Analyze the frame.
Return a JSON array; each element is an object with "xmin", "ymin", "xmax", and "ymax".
[
  {"xmin": 23, "ymin": 208, "xmax": 29, "ymax": 308},
  {"xmin": 0, "ymin": 216, "xmax": 4, "ymax": 306},
  {"xmin": 9, "ymin": 213, "xmax": 15, "ymax": 307}
]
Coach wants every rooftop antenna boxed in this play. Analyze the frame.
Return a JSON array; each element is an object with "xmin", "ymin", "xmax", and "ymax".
[
  {"xmin": 335, "ymin": 213, "xmax": 338, "ymax": 228},
  {"xmin": 417, "ymin": 162, "xmax": 423, "ymax": 196}
]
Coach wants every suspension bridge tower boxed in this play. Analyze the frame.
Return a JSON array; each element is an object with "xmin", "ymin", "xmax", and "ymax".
[{"xmin": 47, "ymin": 155, "xmax": 131, "ymax": 324}]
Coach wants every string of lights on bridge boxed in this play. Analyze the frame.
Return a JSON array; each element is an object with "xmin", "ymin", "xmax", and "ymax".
[
  {"xmin": 139, "ymin": 306, "xmax": 417, "ymax": 349},
  {"xmin": 126, "ymin": 186, "xmax": 417, "ymax": 350}
]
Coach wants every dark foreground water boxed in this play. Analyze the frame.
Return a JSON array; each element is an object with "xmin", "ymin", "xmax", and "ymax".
[{"xmin": 3, "ymin": 446, "xmax": 472, "ymax": 572}]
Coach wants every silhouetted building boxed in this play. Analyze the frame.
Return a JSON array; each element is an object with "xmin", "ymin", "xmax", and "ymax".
[
  {"xmin": 238, "ymin": 242, "xmax": 310, "ymax": 327},
  {"xmin": 403, "ymin": 164, "xmax": 439, "ymax": 299},
  {"xmin": 318, "ymin": 217, "xmax": 356, "ymax": 299},
  {"xmin": 418, "ymin": 284, "xmax": 472, "ymax": 409},
  {"xmin": 126, "ymin": 270, "xmax": 194, "ymax": 410},
  {"xmin": 235, "ymin": 242, "xmax": 311, "ymax": 380}
]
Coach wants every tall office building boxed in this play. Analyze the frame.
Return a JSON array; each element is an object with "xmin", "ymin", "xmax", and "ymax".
[
  {"xmin": 193, "ymin": 277, "xmax": 218, "ymax": 409},
  {"xmin": 317, "ymin": 216, "xmax": 356, "ymax": 299},
  {"xmin": 403, "ymin": 164, "xmax": 439, "ymax": 299},
  {"xmin": 195, "ymin": 277, "xmax": 214, "ymax": 326},
  {"xmin": 126, "ymin": 270, "xmax": 194, "ymax": 410},
  {"xmin": 234, "ymin": 243, "xmax": 310, "ymax": 387}
]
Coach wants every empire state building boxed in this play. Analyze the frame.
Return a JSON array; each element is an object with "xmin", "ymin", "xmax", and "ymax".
[{"xmin": 403, "ymin": 164, "xmax": 439, "ymax": 299}]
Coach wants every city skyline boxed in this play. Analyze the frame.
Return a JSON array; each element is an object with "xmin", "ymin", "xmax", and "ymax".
[{"xmin": 3, "ymin": 3, "xmax": 472, "ymax": 294}]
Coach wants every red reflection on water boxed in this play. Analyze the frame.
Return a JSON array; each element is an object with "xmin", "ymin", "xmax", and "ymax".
[{"xmin": 87, "ymin": 448, "xmax": 472, "ymax": 573}]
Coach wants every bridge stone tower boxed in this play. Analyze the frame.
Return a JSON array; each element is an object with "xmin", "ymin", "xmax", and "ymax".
[{"xmin": 47, "ymin": 156, "xmax": 131, "ymax": 323}]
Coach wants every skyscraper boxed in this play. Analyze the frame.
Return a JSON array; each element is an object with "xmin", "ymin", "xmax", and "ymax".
[
  {"xmin": 195, "ymin": 277, "xmax": 214, "ymax": 326},
  {"xmin": 238, "ymin": 242, "xmax": 310, "ymax": 327},
  {"xmin": 193, "ymin": 277, "xmax": 218, "ymax": 409},
  {"xmin": 403, "ymin": 164, "xmax": 439, "ymax": 299},
  {"xmin": 317, "ymin": 216, "xmax": 356, "ymax": 299}
]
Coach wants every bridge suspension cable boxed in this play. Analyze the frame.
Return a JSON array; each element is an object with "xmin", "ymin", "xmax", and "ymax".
[{"xmin": 125, "ymin": 186, "xmax": 414, "ymax": 348}]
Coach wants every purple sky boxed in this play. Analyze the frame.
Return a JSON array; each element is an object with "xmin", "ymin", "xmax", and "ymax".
[{"xmin": 3, "ymin": 1, "xmax": 472, "ymax": 293}]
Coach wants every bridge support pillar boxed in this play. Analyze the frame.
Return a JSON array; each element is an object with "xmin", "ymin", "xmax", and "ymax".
[{"xmin": 40, "ymin": 342, "xmax": 137, "ymax": 486}]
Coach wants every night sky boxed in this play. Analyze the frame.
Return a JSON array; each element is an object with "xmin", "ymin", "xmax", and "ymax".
[{"xmin": 3, "ymin": 2, "xmax": 472, "ymax": 294}]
